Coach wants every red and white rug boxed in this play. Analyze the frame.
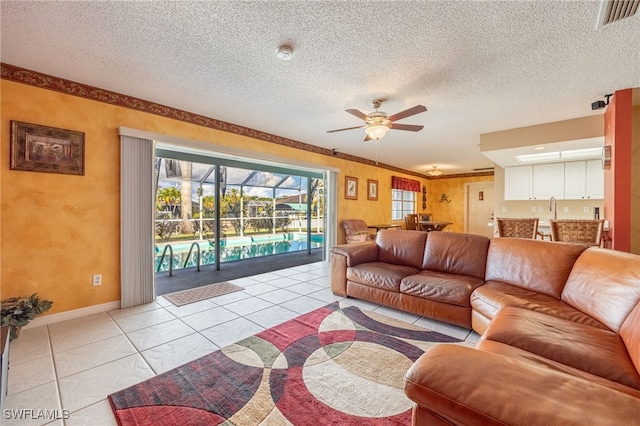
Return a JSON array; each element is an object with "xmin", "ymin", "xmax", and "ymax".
[{"xmin": 109, "ymin": 301, "xmax": 462, "ymax": 425}]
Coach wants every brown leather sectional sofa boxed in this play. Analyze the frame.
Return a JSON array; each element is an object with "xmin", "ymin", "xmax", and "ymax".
[{"xmin": 330, "ymin": 229, "xmax": 640, "ymax": 425}]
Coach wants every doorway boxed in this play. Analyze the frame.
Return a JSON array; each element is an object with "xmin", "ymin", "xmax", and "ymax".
[
  {"xmin": 465, "ymin": 182, "xmax": 495, "ymax": 238},
  {"xmin": 154, "ymin": 147, "xmax": 330, "ymax": 293}
]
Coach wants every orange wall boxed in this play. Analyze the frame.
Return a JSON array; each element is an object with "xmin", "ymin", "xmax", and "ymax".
[
  {"xmin": 1, "ymin": 79, "xmax": 428, "ymax": 314},
  {"xmin": 604, "ymin": 89, "xmax": 632, "ymax": 252},
  {"xmin": 428, "ymin": 174, "xmax": 494, "ymax": 233}
]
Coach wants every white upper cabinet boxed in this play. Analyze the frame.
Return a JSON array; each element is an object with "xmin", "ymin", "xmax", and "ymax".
[
  {"xmin": 564, "ymin": 161, "xmax": 587, "ymax": 199},
  {"xmin": 506, "ymin": 160, "xmax": 604, "ymax": 201},
  {"xmin": 564, "ymin": 160, "xmax": 604, "ymax": 199},
  {"xmin": 505, "ymin": 164, "xmax": 564, "ymax": 200},
  {"xmin": 532, "ymin": 163, "xmax": 564, "ymax": 199},
  {"xmin": 585, "ymin": 159, "xmax": 605, "ymax": 199},
  {"xmin": 504, "ymin": 166, "xmax": 533, "ymax": 200}
]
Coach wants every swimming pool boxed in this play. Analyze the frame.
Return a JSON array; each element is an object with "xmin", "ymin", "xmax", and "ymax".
[{"xmin": 155, "ymin": 233, "xmax": 324, "ymax": 272}]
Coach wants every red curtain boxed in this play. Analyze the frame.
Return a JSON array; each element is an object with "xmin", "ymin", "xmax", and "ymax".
[{"xmin": 391, "ymin": 176, "xmax": 420, "ymax": 192}]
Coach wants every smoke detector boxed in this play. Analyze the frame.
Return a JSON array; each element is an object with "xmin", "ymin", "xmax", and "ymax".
[{"xmin": 276, "ymin": 45, "xmax": 294, "ymax": 60}]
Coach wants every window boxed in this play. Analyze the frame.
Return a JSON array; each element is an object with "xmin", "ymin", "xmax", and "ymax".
[{"xmin": 391, "ymin": 189, "xmax": 415, "ymax": 221}]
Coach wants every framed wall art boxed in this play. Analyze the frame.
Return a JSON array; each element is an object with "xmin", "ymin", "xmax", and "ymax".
[
  {"xmin": 367, "ymin": 179, "xmax": 378, "ymax": 201},
  {"xmin": 345, "ymin": 176, "xmax": 358, "ymax": 200},
  {"xmin": 10, "ymin": 121, "xmax": 85, "ymax": 175}
]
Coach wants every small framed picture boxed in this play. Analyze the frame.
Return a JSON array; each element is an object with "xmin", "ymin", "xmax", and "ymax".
[
  {"xmin": 10, "ymin": 121, "xmax": 85, "ymax": 175},
  {"xmin": 367, "ymin": 179, "xmax": 378, "ymax": 201},
  {"xmin": 345, "ymin": 176, "xmax": 358, "ymax": 200}
]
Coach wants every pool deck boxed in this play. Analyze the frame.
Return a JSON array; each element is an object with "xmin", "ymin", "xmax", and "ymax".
[{"xmin": 156, "ymin": 248, "xmax": 325, "ymax": 295}]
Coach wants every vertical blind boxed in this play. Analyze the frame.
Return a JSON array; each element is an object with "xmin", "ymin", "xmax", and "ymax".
[{"xmin": 120, "ymin": 135, "xmax": 155, "ymax": 308}]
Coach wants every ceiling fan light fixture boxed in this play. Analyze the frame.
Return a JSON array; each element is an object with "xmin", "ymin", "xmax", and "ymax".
[
  {"xmin": 365, "ymin": 124, "xmax": 390, "ymax": 140},
  {"xmin": 427, "ymin": 166, "xmax": 442, "ymax": 177}
]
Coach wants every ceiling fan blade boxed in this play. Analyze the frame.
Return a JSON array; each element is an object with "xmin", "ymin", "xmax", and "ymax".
[
  {"xmin": 345, "ymin": 108, "xmax": 369, "ymax": 120},
  {"xmin": 387, "ymin": 105, "xmax": 427, "ymax": 122},
  {"xmin": 390, "ymin": 123, "xmax": 424, "ymax": 132},
  {"xmin": 326, "ymin": 125, "xmax": 364, "ymax": 133},
  {"xmin": 364, "ymin": 134, "xmax": 373, "ymax": 142}
]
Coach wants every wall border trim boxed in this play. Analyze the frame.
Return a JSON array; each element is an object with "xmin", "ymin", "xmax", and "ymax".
[{"xmin": 1, "ymin": 63, "xmax": 436, "ymax": 179}]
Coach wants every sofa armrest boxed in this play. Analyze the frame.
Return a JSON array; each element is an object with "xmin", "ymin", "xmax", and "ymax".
[
  {"xmin": 404, "ymin": 344, "xmax": 640, "ymax": 425},
  {"xmin": 330, "ymin": 241, "xmax": 378, "ymax": 266},
  {"xmin": 330, "ymin": 242, "xmax": 378, "ymax": 297}
]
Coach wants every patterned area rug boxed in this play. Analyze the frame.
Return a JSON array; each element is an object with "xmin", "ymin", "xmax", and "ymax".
[
  {"xmin": 163, "ymin": 282, "xmax": 244, "ymax": 306},
  {"xmin": 109, "ymin": 301, "xmax": 462, "ymax": 425}
]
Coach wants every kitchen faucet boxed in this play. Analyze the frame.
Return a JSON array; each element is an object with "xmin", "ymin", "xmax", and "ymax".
[{"xmin": 549, "ymin": 196, "xmax": 557, "ymax": 220}]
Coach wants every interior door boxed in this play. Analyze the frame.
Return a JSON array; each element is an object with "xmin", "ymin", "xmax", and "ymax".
[{"xmin": 466, "ymin": 182, "xmax": 495, "ymax": 238}]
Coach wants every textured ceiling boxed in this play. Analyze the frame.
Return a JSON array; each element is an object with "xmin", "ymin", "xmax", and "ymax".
[{"xmin": 1, "ymin": 1, "xmax": 639, "ymax": 175}]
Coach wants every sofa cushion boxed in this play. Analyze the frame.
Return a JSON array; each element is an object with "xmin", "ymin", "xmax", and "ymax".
[
  {"xmin": 405, "ymin": 344, "xmax": 640, "ymax": 426},
  {"xmin": 401, "ymin": 270, "xmax": 484, "ymax": 307},
  {"xmin": 377, "ymin": 229, "xmax": 428, "ymax": 269},
  {"xmin": 562, "ymin": 248, "xmax": 640, "ymax": 333},
  {"xmin": 471, "ymin": 281, "xmax": 608, "ymax": 329},
  {"xmin": 421, "ymin": 231, "xmax": 489, "ymax": 280},
  {"xmin": 346, "ymin": 262, "xmax": 419, "ymax": 292},
  {"xmin": 485, "ymin": 238, "xmax": 586, "ymax": 298},
  {"xmin": 481, "ymin": 307, "xmax": 640, "ymax": 390},
  {"xmin": 477, "ymin": 339, "xmax": 640, "ymax": 399}
]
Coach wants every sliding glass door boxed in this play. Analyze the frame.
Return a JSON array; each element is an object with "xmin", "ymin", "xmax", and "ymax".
[{"xmin": 154, "ymin": 148, "xmax": 326, "ymax": 273}]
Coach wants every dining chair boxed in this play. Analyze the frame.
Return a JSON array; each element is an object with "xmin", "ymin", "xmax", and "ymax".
[
  {"xmin": 496, "ymin": 217, "xmax": 539, "ymax": 239},
  {"xmin": 549, "ymin": 219, "xmax": 604, "ymax": 247},
  {"xmin": 405, "ymin": 214, "xmax": 419, "ymax": 230}
]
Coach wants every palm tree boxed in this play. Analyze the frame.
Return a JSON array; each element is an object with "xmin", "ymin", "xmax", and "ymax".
[{"xmin": 157, "ymin": 187, "xmax": 181, "ymax": 216}]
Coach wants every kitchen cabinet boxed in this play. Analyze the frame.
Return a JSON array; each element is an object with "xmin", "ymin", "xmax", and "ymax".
[
  {"xmin": 532, "ymin": 163, "xmax": 564, "ymax": 199},
  {"xmin": 504, "ymin": 164, "xmax": 564, "ymax": 200},
  {"xmin": 585, "ymin": 159, "xmax": 605, "ymax": 199},
  {"xmin": 564, "ymin": 160, "xmax": 604, "ymax": 199},
  {"xmin": 504, "ymin": 166, "xmax": 533, "ymax": 200}
]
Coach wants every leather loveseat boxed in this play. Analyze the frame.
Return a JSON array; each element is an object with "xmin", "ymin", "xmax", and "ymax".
[{"xmin": 330, "ymin": 229, "xmax": 640, "ymax": 424}]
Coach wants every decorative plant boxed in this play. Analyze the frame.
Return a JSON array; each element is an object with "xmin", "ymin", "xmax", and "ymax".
[{"xmin": 1, "ymin": 293, "xmax": 53, "ymax": 340}]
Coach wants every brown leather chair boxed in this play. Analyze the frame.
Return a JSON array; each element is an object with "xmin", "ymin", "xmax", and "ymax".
[
  {"xmin": 496, "ymin": 218, "xmax": 539, "ymax": 239},
  {"xmin": 405, "ymin": 214, "xmax": 419, "ymax": 230},
  {"xmin": 550, "ymin": 219, "xmax": 604, "ymax": 247},
  {"xmin": 340, "ymin": 219, "xmax": 373, "ymax": 243}
]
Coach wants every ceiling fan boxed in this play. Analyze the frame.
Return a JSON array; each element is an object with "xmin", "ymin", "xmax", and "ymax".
[{"xmin": 327, "ymin": 99, "xmax": 427, "ymax": 141}]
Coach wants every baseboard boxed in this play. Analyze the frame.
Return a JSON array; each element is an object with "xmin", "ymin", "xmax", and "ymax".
[{"xmin": 23, "ymin": 301, "xmax": 122, "ymax": 330}]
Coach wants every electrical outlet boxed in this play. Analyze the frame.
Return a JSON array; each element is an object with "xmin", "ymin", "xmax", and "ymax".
[
  {"xmin": 92, "ymin": 274, "xmax": 102, "ymax": 286},
  {"xmin": 564, "ymin": 207, "xmax": 569, "ymax": 213},
  {"xmin": 502, "ymin": 206, "xmax": 507, "ymax": 212},
  {"xmin": 531, "ymin": 207, "xmax": 536, "ymax": 213},
  {"xmin": 583, "ymin": 207, "xmax": 589, "ymax": 213}
]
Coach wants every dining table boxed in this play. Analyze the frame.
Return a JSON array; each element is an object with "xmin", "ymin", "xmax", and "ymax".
[
  {"xmin": 418, "ymin": 221, "xmax": 453, "ymax": 232},
  {"xmin": 367, "ymin": 224, "xmax": 402, "ymax": 232}
]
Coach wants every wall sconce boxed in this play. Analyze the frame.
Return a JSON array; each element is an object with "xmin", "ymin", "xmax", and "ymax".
[{"xmin": 439, "ymin": 193, "xmax": 451, "ymax": 203}]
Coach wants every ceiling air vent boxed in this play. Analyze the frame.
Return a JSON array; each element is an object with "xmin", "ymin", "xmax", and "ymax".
[{"xmin": 597, "ymin": 0, "xmax": 639, "ymax": 28}]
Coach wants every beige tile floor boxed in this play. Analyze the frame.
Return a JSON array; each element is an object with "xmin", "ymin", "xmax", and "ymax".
[{"xmin": 4, "ymin": 261, "xmax": 479, "ymax": 425}]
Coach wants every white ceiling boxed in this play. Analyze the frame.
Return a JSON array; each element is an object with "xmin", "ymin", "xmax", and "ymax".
[{"xmin": 2, "ymin": 1, "xmax": 639, "ymax": 176}]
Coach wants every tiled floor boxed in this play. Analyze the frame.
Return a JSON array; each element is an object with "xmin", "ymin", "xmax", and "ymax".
[{"xmin": 4, "ymin": 261, "xmax": 480, "ymax": 425}]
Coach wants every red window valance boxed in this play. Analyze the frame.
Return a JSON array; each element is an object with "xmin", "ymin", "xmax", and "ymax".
[{"xmin": 391, "ymin": 176, "xmax": 420, "ymax": 192}]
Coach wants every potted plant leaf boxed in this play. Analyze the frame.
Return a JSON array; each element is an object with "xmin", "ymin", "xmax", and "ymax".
[{"xmin": 1, "ymin": 293, "xmax": 53, "ymax": 340}]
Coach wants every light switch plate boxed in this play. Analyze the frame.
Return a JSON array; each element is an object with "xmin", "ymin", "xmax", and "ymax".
[
  {"xmin": 564, "ymin": 207, "xmax": 570, "ymax": 213},
  {"xmin": 583, "ymin": 207, "xmax": 589, "ymax": 213},
  {"xmin": 502, "ymin": 207, "xmax": 507, "ymax": 212},
  {"xmin": 538, "ymin": 207, "xmax": 543, "ymax": 213},
  {"xmin": 531, "ymin": 207, "xmax": 536, "ymax": 213}
]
